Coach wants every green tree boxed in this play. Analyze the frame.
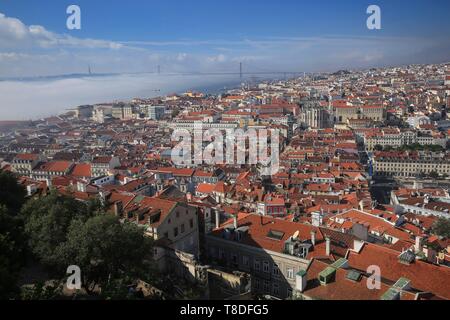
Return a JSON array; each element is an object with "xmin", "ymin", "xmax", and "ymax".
[
  {"xmin": 0, "ymin": 206, "xmax": 28, "ymax": 299},
  {"xmin": 0, "ymin": 170, "xmax": 26, "ymax": 214},
  {"xmin": 429, "ymin": 171, "xmax": 440, "ymax": 179},
  {"xmin": 21, "ymin": 191, "xmax": 97, "ymax": 268},
  {"xmin": 431, "ymin": 217, "xmax": 450, "ymax": 238},
  {"xmin": 57, "ymin": 215, "xmax": 153, "ymax": 295},
  {"xmin": 0, "ymin": 171, "xmax": 27, "ymax": 299}
]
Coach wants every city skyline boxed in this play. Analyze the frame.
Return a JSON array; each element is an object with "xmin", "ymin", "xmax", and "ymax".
[{"xmin": 0, "ymin": 1, "xmax": 449, "ymax": 304}]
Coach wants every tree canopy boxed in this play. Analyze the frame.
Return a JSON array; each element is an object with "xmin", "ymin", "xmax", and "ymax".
[
  {"xmin": 0, "ymin": 170, "xmax": 26, "ymax": 213},
  {"xmin": 21, "ymin": 190, "xmax": 154, "ymax": 297},
  {"xmin": 0, "ymin": 171, "xmax": 27, "ymax": 299},
  {"xmin": 431, "ymin": 217, "xmax": 450, "ymax": 238},
  {"xmin": 21, "ymin": 191, "xmax": 98, "ymax": 268},
  {"xmin": 0, "ymin": 205, "xmax": 27, "ymax": 299},
  {"xmin": 57, "ymin": 215, "xmax": 153, "ymax": 295}
]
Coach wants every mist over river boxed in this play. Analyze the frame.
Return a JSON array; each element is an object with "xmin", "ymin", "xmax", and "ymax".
[{"xmin": 0, "ymin": 73, "xmax": 243, "ymax": 120}]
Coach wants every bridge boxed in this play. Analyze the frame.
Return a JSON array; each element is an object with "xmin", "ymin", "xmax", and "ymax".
[{"xmin": 149, "ymin": 62, "xmax": 315, "ymax": 79}]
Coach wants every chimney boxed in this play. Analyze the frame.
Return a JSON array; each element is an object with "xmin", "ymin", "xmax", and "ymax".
[
  {"xmin": 359, "ymin": 200, "xmax": 364, "ymax": 211},
  {"xmin": 310, "ymin": 231, "xmax": 316, "ymax": 246},
  {"xmin": 415, "ymin": 236, "xmax": 423, "ymax": 253},
  {"xmin": 295, "ymin": 270, "xmax": 308, "ymax": 293},
  {"xmin": 215, "ymin": 210, "xmax": 220, "ymax": 229},
  {"xmin": 326, "ymin": 237, "xmax": 331, "ymax": 256},
  {"xmin": 233, "ymin": 215, "xmax": 238, "ymax": 229}
]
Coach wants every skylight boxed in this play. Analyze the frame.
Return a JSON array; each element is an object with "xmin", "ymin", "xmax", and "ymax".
[{"xmin": 267, "ymin": 230, "xmax": 285, "ymax": 241}]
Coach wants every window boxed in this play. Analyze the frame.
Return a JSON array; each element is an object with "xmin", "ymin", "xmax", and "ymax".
[
  {"xmin": 190, "ymin": 219, "xmax": 194, "ymax": 229},
  {"xmin": 263, "ymin": 261, "xmax": 270, "ymax": 273},
  {"xmin": 287, "ymin": 268, "xmax": 294, "ymax": 279},
  {"xmin": 273, "ymin": 264, "xmax": 280, "ymax": 276},
  {"xmin": 181, "ymin": 224, "xmax": 185, "ymax": 234},
  {"xmin": 176, "ymin": 211, "xmax": 180, "ymax": 218},
  {"xmin": 272, "ymin": 283, "xmax": 280, "ymax": 296},
  {"xmin": 219, "ymin": 248, "xmax": 225, "ymax": 260},
  {"xmin": 163, "ymin": 232, "xmax": 169, "ymax": 239},
  {"xmin": 254, "ymin": 259, "xmax": 261, "ymax": 271},
  {"xmin": 231, "ymin": 254, "xmax": 237, "ymax": 265},
  {"xmin": 243, "ymin": 256, "xmax": 249, "ymax": 267},
  {"xmin": 263, "ymin": 281, "xmax": 270, "ymax": 293},
  {"xmin": 173, "ymin": 227, "xmax": 178, "ymax": 237},
  {"xmin": 254, "ymin": 279, "xmax": 260, "ymax": 290}
]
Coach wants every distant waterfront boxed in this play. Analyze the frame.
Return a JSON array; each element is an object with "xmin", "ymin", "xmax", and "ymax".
[{"xmin": 0, "ymin": 73, "xmax": 246, "ymax": 121}]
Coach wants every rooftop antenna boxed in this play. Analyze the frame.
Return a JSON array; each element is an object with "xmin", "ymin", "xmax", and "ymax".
[
  {"xmin": 88, "ymin": 65, "xmax": 92, "ymax": 75},
  {"xmin": 239, "ymin": 62, "xmax": 243, "ymax": 79}
]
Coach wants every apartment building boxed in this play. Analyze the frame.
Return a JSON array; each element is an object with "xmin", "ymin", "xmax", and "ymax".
[
  {"xmin": 335, "ymin": 105, "xmax": 385, "ymax": 123},
  {"xmin": 145, "ymin": 105, "xmax": 166, "ymax": 120},
  {"xmin": 11, "ymin": 153, "xmax": 41, "ymax": 175},
  {"xmin": 91, "ymin": 156, "xmax": 121, "ymax": 178},
  {"xmin": 112, "ymin": 103, "xmax": 133, "ymax": 120},
  {"xmin": 372, "ymin": 151, "xmax": 450, "ymax": 177},
  {"xmin": 365, "ymin": 129, "xmax": 446, "ymax": 152},
  {"xmin": 106, "ymin": 191, "xmax": 200, "ymax": 277},
  {"xmin": 205, "ymin": 213, "xmax": 357, "ymax": 299},
  {"xmin": 31, "ymin": 161, "xmax": 75, "ymax": 181}
]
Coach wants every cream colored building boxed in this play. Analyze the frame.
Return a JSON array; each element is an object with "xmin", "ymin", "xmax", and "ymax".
[
  {"xmin": 335, "ymin": 105, "xmax": 385, "ymax": 124},
  {"xmin": 373, "ymin": 153, "xmax": 450, "ymax": 177}
]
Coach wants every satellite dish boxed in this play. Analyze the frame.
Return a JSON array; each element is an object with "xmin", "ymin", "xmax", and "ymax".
[{"xmin": 293, "ymin": 230, "xmax": 300, "ymax": 241}]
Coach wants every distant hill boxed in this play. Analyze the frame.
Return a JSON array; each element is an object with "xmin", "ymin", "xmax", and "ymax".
[{"xmin": 332, "ymin": 70, "xmax": 351, "ymax": 76}]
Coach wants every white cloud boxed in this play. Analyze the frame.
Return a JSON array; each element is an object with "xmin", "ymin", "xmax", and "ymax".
[
  {"xmin": 1, "ymin": 10, "xmax": 449, "ymax": 78},
  {"xmin": 0, "ymin": 12, "xmax": 123, "ymax": 50},
  {"xmin": 207, "ymin": 54, "xmax": 227, "ymax": 63}
]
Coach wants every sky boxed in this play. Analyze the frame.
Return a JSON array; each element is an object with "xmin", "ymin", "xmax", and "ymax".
[{"xmin": 0, "ymin": 0, "xmax": 449, "ymax": 119}]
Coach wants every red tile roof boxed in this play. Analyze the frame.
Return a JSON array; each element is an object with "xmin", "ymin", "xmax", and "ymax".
[
  {"xmin": 347, "ymin": 243, "xmax": 450, "ymax": 299},
  {"xmin": 211, "ymin": 213, "xmax": 324, "ymax": 255},
  {"xmin": 70, "ymin": 163, "xmax": 92, "ymax": 177},
  {"xmin": 196, "ymin": 183, "xmax": 215, "ymax": 194},
  {"xmin": 36, "ymin": 161, "xmax": 73, "ymax": 172},
  {"xmin": 15, "ymin": 153, "xmax": 39, "ymax": 161},
  {"xmin": 303, "ymin": 259, "xmax": 416, "ymax": 300}
]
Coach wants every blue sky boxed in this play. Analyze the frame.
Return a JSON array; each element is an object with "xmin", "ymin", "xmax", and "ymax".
[{"xmin": 0, "ymin": 0, "xmax": 449, "ymax": 76}]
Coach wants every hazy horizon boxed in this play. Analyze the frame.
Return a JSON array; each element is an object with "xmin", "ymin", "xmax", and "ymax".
[{"xmin": 0, "ymin": 73, "xmax": 243, "ymax": 120}]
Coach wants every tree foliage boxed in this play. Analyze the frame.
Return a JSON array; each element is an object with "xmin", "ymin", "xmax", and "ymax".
[
  {"xmin": 58, "ymin": 215, "xmax": 153, "ymax": 294},
  {"xmin": 0, "ymin": 170, "xmax": 26, "ymax": 214},
  {"xmin": 0, "ymin": 206, "xmax": 28, "ymax": 299},
  {"xmin": 0, "ymin": 171, "xmax": 27, "ymax": 299},
  {"xmin": 21, "ymin": 191, "xmax": 154, "ymax": 296},
  {"xmin": 21, "ymin": 190, "xmax": 97, "ymax": 268},
  {"xmin": 431, "ymin": 217, "xmax": 450, "ymax": 238}
]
